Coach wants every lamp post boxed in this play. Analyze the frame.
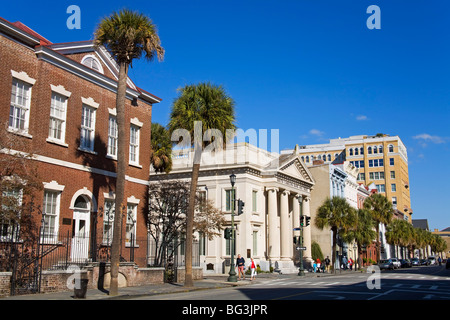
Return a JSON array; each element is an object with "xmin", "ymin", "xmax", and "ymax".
[
  {"xmin": 227, "ymin": 173, "xmax": 237, "ymax": 282},
  {"xmin": 298, "ymin": 196, "xmax": 305, "ymax": 276}
]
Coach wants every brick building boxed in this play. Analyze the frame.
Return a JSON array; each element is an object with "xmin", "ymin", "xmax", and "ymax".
[{"xmin": 0, "ymin": 17, "xmax": 160, "ymax": 267}]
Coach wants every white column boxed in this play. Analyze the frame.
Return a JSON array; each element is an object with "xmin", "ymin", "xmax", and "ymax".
[
  {"xmin": 302, "ymin": 196, "xmax": 312, "ymax": 262},
  {"xmin": 280, "ymin": 190, "xmax": 290, "ymax": 261},
  {"xmin": 293, "ymin": 194, "xmax": 300, "ymax": 233},
  {"xmin": 267, "ymin": 187, "xmax": 279, "ymax": 260}
]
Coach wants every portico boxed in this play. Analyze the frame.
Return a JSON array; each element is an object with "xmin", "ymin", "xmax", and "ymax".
[{"xmin": 151, "ymin": 143, "xmax": 315, "ymax": 275}]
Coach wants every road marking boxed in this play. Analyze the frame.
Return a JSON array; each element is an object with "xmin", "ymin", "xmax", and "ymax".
[
  {"xmin": 272, "ymin": 290, "xmax": 314, "ymax": 300},
  {"xmin": 324, "ymin": 282, "xmax": 340, "ymax": 286},
  {"xmin": 412, "ymin": 285, "xmax": 421, "ymax": 289},
  {"xmin": 393, "ymin": 284, "xmax": 402, "ymax": 288},
  {"xmin": 430, "ymin": 285, "xmax": 438, "ymax": 290}
]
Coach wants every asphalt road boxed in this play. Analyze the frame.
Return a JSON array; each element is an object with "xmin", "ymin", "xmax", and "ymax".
[{"xmin": 134, "ymin": 264, "xmax": 450, "ymax": 301}]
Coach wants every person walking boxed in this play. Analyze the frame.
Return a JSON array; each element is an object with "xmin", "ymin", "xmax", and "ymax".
[
  {"xmin": 236, "ymin": 254, "xmax": 246, "ymax": 280},
  {"xmin": 316, "ymin": 258, "xmax": 321, "ymax": 273},
  {"xmin": 324, "ymin": 256, "xmax": 331, "ymax": 273},
  {"xmin": 250, "ymin": 258, "xmax": 257, "ymax": 281}
]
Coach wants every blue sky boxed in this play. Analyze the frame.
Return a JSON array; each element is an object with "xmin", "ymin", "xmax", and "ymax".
[{"xmin": 2, "ymin": 1, "xmax": 449, "ymax": 230}]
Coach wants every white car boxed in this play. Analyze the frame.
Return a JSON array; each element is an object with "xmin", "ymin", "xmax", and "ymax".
[
  {"xmin": 427, "ymin": 257, "xmax": 436, "ymax": 265},
  {"xmin": 391, "ymin": 258, "xmax": 401, "ymax": 269}
]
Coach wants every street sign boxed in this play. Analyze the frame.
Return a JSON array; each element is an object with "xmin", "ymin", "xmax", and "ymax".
[
  {"xmin": 293, "ymin": 228, "xmax": 300, "ymax": 231},
  {"xmin": 296, "ymin": 247, "xmax": 307, "ymax": 251}
]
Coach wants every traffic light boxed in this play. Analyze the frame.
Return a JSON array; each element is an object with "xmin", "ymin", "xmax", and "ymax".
[
  {"xmin": 300, "ymin": 216, "xmax": 305, "ymax": 227},
  {"xmin": 237, "ymin": 199, "xmax": 245, "ymax": 215},
  {"xmin": 305, "ymin": 216, "xmax": 311, "ymax": 227},
  {"xmin": 224, "ymin": 228, "xmax": 232, "ymax": 240}
]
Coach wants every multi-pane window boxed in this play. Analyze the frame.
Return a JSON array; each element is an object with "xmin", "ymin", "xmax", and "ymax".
[
  {"xmin": 253, "ymin": 231, "xmax": 258, "ymax": 256},
  {"xmin": 390, "ymin": 158, "xmax": 395, "ymax": 166},
  {"xmin": 252, "ymin": 190, "xmax": 258, "ymax": 212},
  {"xmin": 368, "ymin": 159, "xmax": 384, "ymax": 168},
  {"xmin": 129, "ymin": 125, "xmax": 140, "ymax": 164},
  {"xmin": 225, "ymin": 189, "xmax": 236, "ymax": 212},
  {"xmin": 42, "ymin": 191, "xmax": 59, "ymax": 238},
  {"xmin": 390, "ymin": 171, "xmax": 396, "ymax": 179},
  {"xmin": 80, "ymin": 105, "xmax": 96, "ymax": 151},
  {"xmin": 357, "ymin": 173, "xmax": 365, "ymax": 181},
  {"xmin": 9, "ymin": 79, "xmax": 31, "ymax": 132},
  {"xmin": 103, "ymin": 200, "xmax": 115, "ymax": 244},
  {"xmin": 126, "ymin": 204, "xmax": 137, "ymax": 245},
  {"xmin": 48, "ymin": 93, "xmax": 67, "ymax": 142},
  {"xmin": 376, "ymin": 184, "xmax": 386, "ymax": 193},
  {"xmin": 391, "ymin": 184, "xmax": 397, "ymax": 192},
  {"xmin": 107, "ymin": 116, "xmax": 118, "ymax": 157},
  {"xmin": 369, "ymin": 172, "xmax": 385, "ymax": 180}
]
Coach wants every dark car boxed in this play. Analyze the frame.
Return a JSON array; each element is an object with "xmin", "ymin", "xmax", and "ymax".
[
  {"xmin": 420, "ymin": 259, "xmax": 430, "ymax": 266},
  {"xmin": 446, "ymin": 259, "xmax": 450, "ymax": 269},
  {"xmin": 400, "ymin": 259, "xmax": 412, "ymax": 268},
  {"xmin": 411, "ymin": 258, "xmax": 420, "ymax": 266}
]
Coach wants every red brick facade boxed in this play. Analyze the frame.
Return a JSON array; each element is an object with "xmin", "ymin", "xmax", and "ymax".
[{"xmin": 0, "ymin": 17, "xmax": 160, "ymax": 267}]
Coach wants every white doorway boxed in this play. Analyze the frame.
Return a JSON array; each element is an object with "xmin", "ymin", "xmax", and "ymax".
[{"xmin": 71, "ymin": 196, "xmax": 91, "ymax": 262}]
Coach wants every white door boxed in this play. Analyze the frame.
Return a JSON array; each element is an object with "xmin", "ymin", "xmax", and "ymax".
[{"xmin": 71, "ymin": 210, "xmax": 90, "ymax": 262}]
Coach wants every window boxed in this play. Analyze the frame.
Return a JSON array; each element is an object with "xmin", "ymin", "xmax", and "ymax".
[
  {"xmin": 354, "ymin": 148, "xmax": 359, "ymax": 156},
  {"xmin": 376, "ymin": 184, "xmax": 385, "ymax": 193},
  {"xmin": 81, "ymin": 56, "xmax": 103, "ymax": 74},
  {"xmin": 129, "ymin": 125, "xmax": 140, "ymax": 164},
  {"xmin": 252, "ymin": 190, "xmax": 258, "ymax": 212},
  {"xmin": 369, "ymin": 172, "xmax": 385, "ymax": 180},
  {"xmin": 107, "ymin": 116, "xmax": 118, "ymax": 157},
  {"xmin": 349, "ymin": 148, "xmax": 353, "ymax": 156},
  {"xmin": 199, "ymin": 232, "xmax": 206, "ymax": 256},
  {"xmin": 225, "ymin": 189, "xmax": 236, "ymax": 212},
  {"xmin": 306, "ymin": 156, "xmax": 309, "ymax": 163},
  {"xmin": 327, "ymin": 154, "xmax": 331, "ymax": 162},
  {"xmin": 369, "ymin": 159, "xmax": 384, "ymax": 168},
  {"xmin": 9, "ymin": 79, "xmax": 32, "ymax": 133},
  {"xmin": 392, "ymin": 197, "xmax": 397, "ymax": 207},
  {"xmin": 373, "ymin": 146, "xmax": 378, "ymax": 154},
  {"xmin": 42, "ymin": 190, "xmax": 60, "ymax": 238},
  {"xmin": 390, "ymin": 171, "xmax": 396, "ymax": 179},
  {"xmin": 253, "ymin": 231, "xmax": 258, "ymax": 256},
  {"xmin": 357, "ymin": 173, "xmax": 365, "ymax": 181},
  {"xmin": 368, "ymin": 147, "xmax": 372, "ymax": 155},
  {"xmin": 390, "ymin": 158, "xmax": 395, "ymax": 166},
  {"xmin": 379, "ymin": 146, "xmax": 383, "ymax": 153},
  {"xmin": 103, "ymin": 200, "xmax": 115, "ymax": 244},
  {"xmin": 126, "ymin": 204, "xmax": 137, "ymax": 245},
  {"xmin": 48, "ymin": 93, "xmax": 67, "ymax": 142},
  {"xmin": 389, "ymin": 145, "xmax": 394, "ymax": 153},
  {"xmin": 80, "ymin": 105, "xmax": 96, "ymax": 151},
  {"xmin": 391, "ymin": 184, "xmax": 397, "ymax": 192}
]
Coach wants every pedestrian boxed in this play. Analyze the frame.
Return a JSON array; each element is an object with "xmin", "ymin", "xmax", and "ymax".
[
  {"xmin": 316, "ymin": 258, "xmax": 321, "ymax": 273},
  {"xmin": 325, "ymin": 256, "xmax": 331, "ymax": 273},
  {"xmin": 250, "ymin": 258, "xmax": 257, "ymax": 281},
  {"xmin": 236, "ymin": 254, "xmax": 246, "ymax": 280},
  {"xmin": 349, "ymin": 258, "xmax": 353, "ymax": 270},
  {"xmin": 342, "ymin": 256, "xmax": 348, "ymax": 270},
  {"xmin": 313, "ymin": 261, "xmax": 317, "ymax": 273},
  {"xmin": 438, "ymin": 256, "xmax": 442, "ymax": 266}
]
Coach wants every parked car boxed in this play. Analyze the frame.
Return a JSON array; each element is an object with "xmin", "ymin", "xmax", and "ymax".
[
  {"xmin": 379, "ymin": 259, "xmax": 395, "ymax": 270},
  {"xmin": 400, "ymin": 259, "xmax": 412, "ymax": 268},
  {"xmin": 391, "ymin": 258, "xmax": 401, "ymax": 269},
  {"xmin": 446, "ymin": 259, "xmax": 450, "ymax": 269},
  {"xmin": 420, "ymin": 259, "xmax": 430, "ymax": 266},
  {"xmin": 427, "ymin": 256, "xmax": 436, "ymax": 265},
  {"xmin": 411, "ymin": 258, "xmax": 420, "ymax": 266}
]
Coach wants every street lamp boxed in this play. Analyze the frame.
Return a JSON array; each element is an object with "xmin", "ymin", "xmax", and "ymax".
[
  {"xmin": 227, "ymin": 173, "xmax": 237, "ymax": 282},
  {"xmin": 297, "ymin": 196, "xmax": 305, "ymax": 276}
]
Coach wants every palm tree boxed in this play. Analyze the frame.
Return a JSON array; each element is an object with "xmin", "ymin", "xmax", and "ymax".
[
  {"xmin": 363, "ymin": 193, "xmax": 393, "ymax": 262},
  {"xmin": 315, "ymin": 196, "xmax": 356, "ymax": 272},
  {"xmin": 385, "ymin": 219, "xmax": 412, "ymax": 258},
  {"xmin": 168, "ymin": 82, "xmax": 235, "ymax": 287},
  {"xmin": 342, "ymin": 208, "xmax": 377, "ymax": 269},
  {"xmin": 94, "ymin": 9, "xmax": 164, "ymax": 296},
  {"xmin": 150, "ymin": 123, "xmax": 172, "ymax": 174}
]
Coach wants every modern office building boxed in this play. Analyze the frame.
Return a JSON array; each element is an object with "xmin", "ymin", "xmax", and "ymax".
[{"xmin": 283, "ymin": 134, "xmax": 413, "ymax": 222}]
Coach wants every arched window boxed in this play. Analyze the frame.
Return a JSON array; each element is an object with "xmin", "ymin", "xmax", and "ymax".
[
  {"xmin": 74, "ymin": 195, "xmax": 90, "ymax": 210},
  {"xmin": 327, "ymin": 154, "xmax": 331, "ymax": 162},
  {"xmin": 81, "ymin": 55, "xmax": 104, "ymax": 74},
  {"xmin": 322, "ymin": 155, "xmax": 326, "ymax": 161},
  {"xmin": 306, "ymin": 156, "xmax": 310, "ymax": 163},
  {"xmin": 368, "ymin": 147, "xmax": 372, "ymax": 154},
  {"xmin": 349, "ymin": 148, "xmax": 353, "ymax": 156},
  {"xmin": 379, "ymin": 146, "xmax": 383, "ymax": 153},
  {"xmin": 373, "ymin": 146, "xmax": 378, "ymax": 154},
  {"xmin": 360, "ymin": 147, "xmax": 364, "ymax": 155},
  {"xmin": 354, "ymin": 148, "xmax": 359, "ymax": 156},
  {"xmin": 301, "ymin": 156, "xmax": 305, "ymax": 162},
  {"xmin": 389, "ymin": 144, "xmax": 394, "ymax": 153}
]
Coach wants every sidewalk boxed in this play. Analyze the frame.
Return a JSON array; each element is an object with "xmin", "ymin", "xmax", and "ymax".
[{"xmin": 0, "ymin": 269, "xmax": 361, "ymax": 300}]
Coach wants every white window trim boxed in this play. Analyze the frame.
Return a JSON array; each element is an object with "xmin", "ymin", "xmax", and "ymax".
[
  {"xmin": 107, "ymin": 116, "xmax": 118, "ymax": 159},
  {"xmin": 47, "ymin": 88, "xmax": 70, "ymax": 146},
  {"xmin": 41, "ymin": 189, "xmax": 62, "ymax": 243},
  {"xmin": 9, "ymin": 74, "xmax": 34, "ymax": 137},
  {"xmin": 11, "ymin": 70, "xmax": 36, "ymax": 85},
  {"xmin": 81, "ymin": 54, "xmax": 104, "ymax": 74},
  {"xmin": 129, "ymin": 125, "xmax": 141, "ymax": 167},
  {"xmin": 79, "ymin": 103, "xmax": 97, "ymax": 153}
]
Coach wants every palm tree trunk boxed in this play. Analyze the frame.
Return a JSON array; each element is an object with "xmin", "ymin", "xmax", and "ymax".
[
  {"xmin": 376, "ymin": 224, "xmax": 380, "ymax": 262},
  {"xmin": 110, "ymin": 61, "xmax": 129, "ymax": 296},
  {"xmin": 184, "ymin": 162, "xmax": 200, "ymax": 287}
]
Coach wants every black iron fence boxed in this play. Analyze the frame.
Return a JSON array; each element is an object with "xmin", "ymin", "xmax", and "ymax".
[{"xmin": 0, "ymin": 230, "xmax": 201, "ymax": 295}]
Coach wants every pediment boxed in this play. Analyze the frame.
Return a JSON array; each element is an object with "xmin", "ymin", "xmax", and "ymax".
[{"xmin": 279, "ymin": 155, "xmax": 314, "ymax": 184}]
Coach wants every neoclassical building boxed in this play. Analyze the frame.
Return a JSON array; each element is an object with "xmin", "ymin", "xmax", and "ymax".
[{"xmin": 150, "ymin": 143, "xmax": 315, "ymax": 274}]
